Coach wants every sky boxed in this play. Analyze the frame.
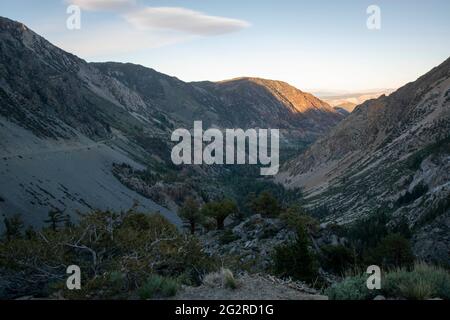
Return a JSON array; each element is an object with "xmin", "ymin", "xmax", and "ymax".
[{"xmin": 1, "ymin": 0, "xmax": 450, "ymax": 92}]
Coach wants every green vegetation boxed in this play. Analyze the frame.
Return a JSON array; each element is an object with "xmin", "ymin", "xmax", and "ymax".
[
  {"xmin": 201, "ymin": 199, "xmax": 237, "ymax": 230},
  {"xmin": 272, "ymin": 225, "xmax": 318, "ymax": 284},
  {"xmin": 222, "ymin": 268, "xmax": 239, "ymax": 290},
  {"xmin": 250, "ymin": 191, "xmax": 281, "ymax": 218},
  {"xmin": 341, "ymin": 211, "xmax": 414, "ymax": 270},
  {"xmin": 219, "ymin": 229, "xmax": 239, "ymax": 245},
  {"xmin": 320, "ymin": 245, "xmax": 356, "ymax": 275},
  {"xmin": 383, "ymin": 263, "xmax": 450, "ymax": 300},
  {"xmin": 413, "ymin": 196, "xmax": 450, "ymax": 230},
  {"xmin": 44, "ymin": 209, "xmax": 70, "ymax": 231},
  {"xmin": 202, "ymin": 268, "xmax": 239, "ymax": 290},
  {"xmin": 0, "ymin": 209, "xmax": 216, "ymax": 299},
  {"xmin": 369, "ymin": 233, "xmax": 414, "ymax": 269},
  {"xmin": 280, "ymin": 205, "xmax": 319, "ymax": 231},
  {"xmin": 179, "ymin": 197, "xmax": 202, "ymax": 235},
  {"xmin": 138, "ymin": 275, "xmax": 179, "ymax": 299},
  {"xmin": 217, "ymin": 165, "xmax": 302, "ymax": 217},
  {"xmin": 2, "ymin": 214, "xmax": 24, "ymax": 241},
  {"xmin": 326, "ymin": 263, "xmax": 450, "ymax": 300},
  {"xmin": 311, "ymin": 211, "xmax": 415, "ymax": 275},
  {"xmin": 325, "ymin": 274, "xmax": 375, "ymax": 300},
  {"xmin": 406, "ymin": 136, "xmax": 450, "ymax": 171}
]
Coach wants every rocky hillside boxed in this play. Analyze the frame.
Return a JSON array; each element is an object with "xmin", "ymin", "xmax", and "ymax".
[
  {"xmin": 196, "ymin": 77, "xmax": 342, "ymax": 142},
  {"xmin": 0, "ymin": 16, "xmax": 343, "ymax": 227},
  {"xmin": 278, "ymin": 57, "xmax": 450, "ymax": 265}
]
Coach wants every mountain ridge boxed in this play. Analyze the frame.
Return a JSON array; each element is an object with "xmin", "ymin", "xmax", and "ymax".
[
  {"xmin": 277, "ymin": 57, "xmax": 450, "ymax": 264},
  {"xmin": 0, "ymin": 16, "xmax": 343, "ymax": 227}
]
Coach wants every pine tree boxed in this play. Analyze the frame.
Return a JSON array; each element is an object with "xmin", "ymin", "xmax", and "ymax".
[
  {"xmin": 201, "ymin": 199, "xmax": 237, "ymax": 230},
  {"xmin": 250, "ymin": 191, "xmax": 280, "ymax": 217},
  {"xmin": 3, "ymin": 214, "xmax": 24, "ymax": 241},
  {"xmin": 179, "ymin": 197, "xmax": 201, "ymax": 235},
  {"xmin": 44, "ymin": 209, "xmax": 68, "ymax": 231},
  {"xmin": 273, "ymin": 224, "xmax": 318, "ymax": 283}
]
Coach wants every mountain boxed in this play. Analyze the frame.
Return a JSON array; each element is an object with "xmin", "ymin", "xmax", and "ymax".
[
  {"xmin": 320, "ymin": 89, "xmax": 395, "ymax": 112},
  {"xmin": 195, "ymin": 77, "xmax": 342, "ymax": 142},
  {"xmin": 93, "ymin": 64, "xmax": 343, "ymax": 143},
  {"xmin": 0, "ymin": 17, "xmax": 342, "ymax": 228},
  {"xmin": 0, "ymin": 17, "xmax": 182, "ymax": 227},
  {"xmin": 333, "ymin": 106, "xmax": 351, "ymax": 117},
  {"xmin": 334, "ymin": 103, "xmax": 356, "ymax": 113},
  {"xmin": 278, "ymin": 57, "xmax": 450, "ymax": 264}
]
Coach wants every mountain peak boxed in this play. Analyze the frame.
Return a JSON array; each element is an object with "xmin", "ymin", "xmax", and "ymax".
[
  {"xmin": 219, "ymin": 77, "xmax": 301, "ymax": 92},
  {"xmin": 217, "ymin": 76, "xmax": 336, "ymax": 114}
]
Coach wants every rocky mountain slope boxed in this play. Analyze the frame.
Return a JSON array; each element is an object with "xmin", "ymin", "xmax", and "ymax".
[
  {"xmin": 278, "ymin": 58, "xmax": 450, "ymax": 265},
  {"xmin": 0, "ymin": 16, "xmax": 342, "ymax": 227},
  {"xmin": 195, "ymin": 77, "xmax": 342, "ymax": 142}
]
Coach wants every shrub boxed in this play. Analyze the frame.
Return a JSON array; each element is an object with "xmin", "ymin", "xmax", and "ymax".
[
  {"xmin": 219, "ymin": 229, "xmax": 239, "ymax": 245},
  {"xmin": 369, "ymin": 233, "xmax": 414, "ymax": 269},
  {"xmin": 0, "ymin": 209, "xmax": 215, "ymax": 299},
  {"xmin": 321, "ymin": 245, "xmax": 355, "ymax": 275},
  {"xmin": 346, "ymin": 211, "xmax": 389, "ymax": 251},
  {"xmin": 383, "ymin": 263, "xmax": 450, "ymax": 300},
  {"xmin": 326, "ymin": 263, "xmax": 450, "ymax": 300},
  {"xmin": 222, "ymin": 269, "xmax": 238, "ymax": 290},
  {"xmin": 250, "ymin": 191, "xmax": 281, "ymax": 217},
  {"xmin": 202, "ymin": 271, "xmax": 223, "ymax": 288},
  {"xmin": 280, "ymin": 206, "xmax": 319, "ymax": 232},
  {"xmin": 325, "ymin": 274, "xmax": 376, "ymax": 300},
  {"xmin": 202, "ymin": 268, "xmax": 239, "ymax": 290},
  {"xmin": 138, "ymin": 275, "xmax": 179, "ymax": 300},
  {"xmin": 62, "ymin": 272, "xmax": 128, "ymax": 300},
  {"xmin": 272, "ymin": 225, "xmax": 318, "ymax": 283}
]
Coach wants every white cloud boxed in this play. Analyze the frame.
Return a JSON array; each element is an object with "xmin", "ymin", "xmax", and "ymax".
[
  {"xmin": 57, "ymin": 2, "xmax": 250, "ymax": 57},
  {"xmin": 124, "ymin": 7, "xmax": 251, "ymax": 36},
  {"xmin": 68, "ymin": 0, "xmax": 136, "ymax": 12}
]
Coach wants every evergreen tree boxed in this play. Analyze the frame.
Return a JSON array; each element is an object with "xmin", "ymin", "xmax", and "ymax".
[
  {"xmin": 370, "ymin": 233, "xmax": 414, "ymax": 269},
  {"xmin": 250, "ymin": 191, "xmax": 280, "ymax": 217},
  {"xmin": 3, "ymin": 214, "xmax": 24, "ymax": 241},
  {"xmin": 44, "ymin": 209, "xmax": 68, "ymax": 231},
  {"xmin": 201, "ymin": 199, "xmax": 237, "ymax": 230},
  {"xmin": 272, "ymin": 224, "xmax": 318, "ymax": 283},
  {"xmin": 179, "ymin": 197, "xmax": 201, "ymax": 235}
]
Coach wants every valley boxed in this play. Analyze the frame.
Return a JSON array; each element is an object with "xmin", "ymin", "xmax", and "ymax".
[{"xmin": 0, "ymin": 15, "xmax": 449, "ymax": 300}]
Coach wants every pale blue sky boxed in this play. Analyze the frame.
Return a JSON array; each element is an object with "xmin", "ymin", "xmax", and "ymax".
[{"xmin": 1, "ymin": 0, "xmax": 449, "ymax": 92}]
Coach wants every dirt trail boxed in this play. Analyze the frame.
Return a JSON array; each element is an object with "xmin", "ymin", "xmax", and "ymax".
[{"xmin": 174, "ymin": 274, "xmax": 328, "ymax": 300}]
